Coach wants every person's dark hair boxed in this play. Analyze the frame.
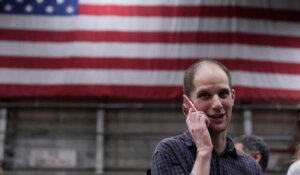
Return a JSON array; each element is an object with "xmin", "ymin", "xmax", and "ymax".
[
  {"xmin": 233, "ymin": 135, "xmax": 269, "ymax": 172},
  {"xmin": 183, "ymin": 59, "xmax": 232, "ymax": 97}
]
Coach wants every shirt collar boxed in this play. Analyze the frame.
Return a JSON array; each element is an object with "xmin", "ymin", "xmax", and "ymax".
[{"xmin": 222, "ymin": 136, "xmax": 237, "ymax": 157}]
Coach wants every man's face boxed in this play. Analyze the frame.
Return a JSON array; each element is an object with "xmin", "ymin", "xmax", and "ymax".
[{"xmin": 189, "ymin": 63, "xmax": 235, "ymax": 134}]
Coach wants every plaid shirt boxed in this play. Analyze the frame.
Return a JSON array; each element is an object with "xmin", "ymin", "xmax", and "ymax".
[{"xmin": 151, "ymin": 131, "xmax": 262, "ymax": 175}]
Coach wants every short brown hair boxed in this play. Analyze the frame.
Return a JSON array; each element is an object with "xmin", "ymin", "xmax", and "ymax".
[{"xmin": 183, "ymin": 59, "xmax": 232, "ymax": 97}]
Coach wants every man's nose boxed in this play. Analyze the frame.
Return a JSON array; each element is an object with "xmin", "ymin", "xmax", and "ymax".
[{"xmin": 212, "ymin": 95, "xmax": 222, "ymax": 110}]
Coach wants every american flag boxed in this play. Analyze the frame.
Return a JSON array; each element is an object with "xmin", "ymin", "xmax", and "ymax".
[{"xmin": 0, "ymin": 0, "xmax": 299, "ymax": 102}]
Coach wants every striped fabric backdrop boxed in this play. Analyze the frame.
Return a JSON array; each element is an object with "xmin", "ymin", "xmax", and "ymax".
[{"xmin": 0, "ymin": 0, "xmax": 299, "ymax": 102}]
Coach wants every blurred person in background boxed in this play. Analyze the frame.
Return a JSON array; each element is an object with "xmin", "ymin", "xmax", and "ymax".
[
  {"xmin": 233, "ymin": 135, "xmax": 269, "ymax": 172},
  {"xmin": 287, "ymin": 141, "xmax": 300, "ymax": 175}
]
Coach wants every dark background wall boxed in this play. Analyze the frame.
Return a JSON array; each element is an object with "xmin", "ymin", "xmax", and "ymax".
[{"xmin": 0, "ymin": 103, "xmax": 298, "ymax": 175}]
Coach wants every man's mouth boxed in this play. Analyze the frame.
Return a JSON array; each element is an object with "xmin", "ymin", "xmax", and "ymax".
[{"xmin": 208, "ymin": 114, "xmax": 224, "ymax": 119}]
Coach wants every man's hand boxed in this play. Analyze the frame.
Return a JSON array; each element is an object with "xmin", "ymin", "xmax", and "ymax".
[
  {"xmin": 186, "ymin": 108, "xmax": 213, "ymax": 175},
  {"xmin": 186, "ymin": 108, "xmax": 213, "ymax": 152}
]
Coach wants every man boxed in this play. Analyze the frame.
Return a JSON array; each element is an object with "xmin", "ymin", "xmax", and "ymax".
[
  {"xmin": 234, "ymin": 134, "xmax": 269, "ymax": 172},
  {"xmin": 151, "ymin": 60, "xmax": 262, "ymax": 175}
]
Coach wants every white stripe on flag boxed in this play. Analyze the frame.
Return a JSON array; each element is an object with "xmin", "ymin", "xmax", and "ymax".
[
  {"xmin": 231, "ymin": 71, "xmax": 300, "ymax": 90},
  {"xmin": 0, "ymin": 68, "xmax": 183, "ymax": 86},
  {"xmin": 0, "ymin": 69, "xmax": 298, "ymax": 90},
  {"xmin": 1, "ymin": 15, "xmax": 300, "ymax": 37},
  {"xmin": 1, "ymin": 41, "xmax": 300, "ymax": 63}
]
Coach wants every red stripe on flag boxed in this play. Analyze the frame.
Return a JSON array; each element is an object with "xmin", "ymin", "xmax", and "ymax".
[
  {"xmin": 79, "ymin": 5, "xmax": 300, "ymax": 22},
  {"xmin": 0, "ymin": 56, "xmax": 299, "ymax": 75},
  {"xmin": 0, "ymin": 84, "xmax": 299, "ymax": 102},
  {"xmin": 221, "ymin": 59, "xmax": 300, "ymax": 75},
  {"xmin": 234, "ymin": 86, "xmax": 300, "ymax": 102},
  {"xmin": 1, "ymin": 29, "xmax": 300, "ymax": 48},
  {"xmin": 0, "ymin": 84, "xmax": 182, "ymax": 100}
]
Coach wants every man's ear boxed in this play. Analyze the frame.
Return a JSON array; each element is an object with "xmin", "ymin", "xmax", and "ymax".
[
  {"xmin": 252, "ymin": 152, "xmax": 262, "ymax": 164},
  {"xmin": 231, "ymin": 89, "xmax": 235, "ymax": 104},
  {"xmin": 182, "ymin": 104, "xmax": 188, "ymax": 116}
]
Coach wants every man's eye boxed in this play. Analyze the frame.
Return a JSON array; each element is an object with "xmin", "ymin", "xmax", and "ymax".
[
  {"xmin": 219, "ymin": 90, "xmax": 229, "ymax": 98},
  {"xmin": 199, "ymin": 92, "xmax": 209, "ymax": 99}
]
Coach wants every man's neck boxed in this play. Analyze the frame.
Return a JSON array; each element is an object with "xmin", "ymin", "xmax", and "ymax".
[{"xmin": 211, "ymin": 131, "xmax": 227, "ymax": 154}]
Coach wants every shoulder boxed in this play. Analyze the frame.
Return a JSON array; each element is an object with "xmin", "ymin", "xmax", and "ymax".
[
  {"xmin": 287, "ymin": 160, "xmax": 300, "ymax": 175},
  {"xmin": 156, "ymin": 134, "xmax": 185, "ymax": 150},
  {"xmin": 154, "ymin": 132, "xmax": 187, "ymax": 153},
  {"xmin": 151, "ymin": 132, "xmax": 193, "ymax": 175},
  {"xmin": 289, "ymin": 160, "xmax": 300, "ymax": 168}
]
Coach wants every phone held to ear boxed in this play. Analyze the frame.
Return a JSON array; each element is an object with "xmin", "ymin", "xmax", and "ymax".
[
  {"xmin": 183, "ymin": 94, "xmax": 198, "ymax": 112},
  {"xmin": 183, "ymin": 95, "xmax": 210, "ymax": 127}
]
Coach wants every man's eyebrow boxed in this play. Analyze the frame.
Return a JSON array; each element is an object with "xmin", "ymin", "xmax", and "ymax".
[
  {"xmin": 221, "ymin": 88, "xmax": 230, "ymax": 92},
  {"xmin": 196, "ymin": 89, "xmax": 209, "ymax": 96}
]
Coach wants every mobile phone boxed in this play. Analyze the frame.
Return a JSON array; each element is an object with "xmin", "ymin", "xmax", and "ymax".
[{"xmin": 183, "ymin": 94, "xmax": 198, "ymax": 112}]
